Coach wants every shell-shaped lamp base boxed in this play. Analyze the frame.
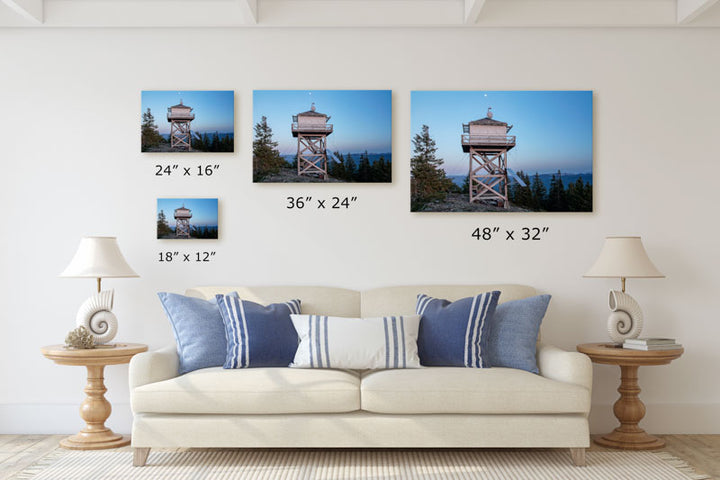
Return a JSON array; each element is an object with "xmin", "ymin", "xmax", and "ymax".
[
  {"xmin": 606, "ymin": 290, "xmax": 644, "ymax": 344},
  {"xmin": 76, "ymin": 290, "xmax": 118, "ymax": 344}
]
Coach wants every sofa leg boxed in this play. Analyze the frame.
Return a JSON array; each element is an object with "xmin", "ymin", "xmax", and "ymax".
[
  {"xmin": 569, "ymin": 448, "xmax": 586, "ymax": 466},
  {"xmin": 133, "ymin": 447, "xmax": 150, "ymax": 467}
]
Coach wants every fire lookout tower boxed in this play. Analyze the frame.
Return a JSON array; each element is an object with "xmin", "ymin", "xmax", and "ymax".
[
  {"xmin": 167, "ymin": 101, "xmax": 195, "ymax": 151},
  {"xmin": 174, "ymin": 205, "xmax": 192, "ymax": 239},
  {"xmin": 291, "ymin": 103, "xmax": 333, "ymax": 180},
  {"xmin": 462, "ymin": 108, "xmax": 516, "ymax": 208}
]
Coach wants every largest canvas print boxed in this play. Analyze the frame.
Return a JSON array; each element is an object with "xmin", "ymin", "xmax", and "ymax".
[
  {"xmin": 411, "ymin": 91, "xmax": 593, "ymax": 212},
  {"xmin": 253, "ymin": 90, "xmax": 392, "ymax": 183}
]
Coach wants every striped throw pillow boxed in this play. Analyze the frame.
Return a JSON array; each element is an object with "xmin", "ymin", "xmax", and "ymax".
[
  {"xmin": 416, "ymin": 291, "xmax": 500, "ymax": 368},
  {"xmin": 216, "ymin": 295, "xmax": 301, "ymax": 368},
  {"xmin": 289, "ymin": 314, "xmax": 421, "ymax": 369}
]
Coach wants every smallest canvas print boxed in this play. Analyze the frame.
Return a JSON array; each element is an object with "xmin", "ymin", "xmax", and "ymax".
[{"xmin": 157, "ymin": 198, "xmax": 218, "ymax": 240}]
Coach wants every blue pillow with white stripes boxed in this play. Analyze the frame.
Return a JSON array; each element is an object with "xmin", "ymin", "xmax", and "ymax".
[
  {"xmin": 215, "ymin": 295, "xmax": 301, "ymax": 368},
  {"xmin": 416, "ymin": 291, "xmax": 501, "ymax": 367}
]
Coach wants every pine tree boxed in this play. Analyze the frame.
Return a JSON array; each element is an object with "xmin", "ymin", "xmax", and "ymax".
[
  {"xmin": 547, "ymin": 170, "xmax": 569, "ymax": 211},
  {"xmin": 509, "ymin": 170, "xmax": 533, "ymax": 208},
  {"xmin": 344, "ymin": 153, "xmax": 357, "ymax": 182},
  {"xmin": 141, "ymin": 108, "xmax": 163, "ymax": 151},
  {"xmin": 330, "ymin": 152, "xmax": 347, "ymax": 179},
  {"xmin": 156, "ymin": 210, "xmax": 172, "ymax": 238},
  {"xmin": 357, "ymin": 155, "xmax": 372, "ymax": 182},
  {"xmin": 411, "ymin": 125, "xmax": 453, "ymax": 210},
  {"xmin": 253, "ymin": 116, "xmax": 287, "ymax": 182},
  {"xmin": 530, "ymin": 172, "xmax": 548, "ymax": 211}
]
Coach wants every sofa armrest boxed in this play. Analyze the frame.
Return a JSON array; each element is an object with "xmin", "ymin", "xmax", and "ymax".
[
  {"xmin": 129, "ymin": 345, "xmax": 180, "ymax": 390},
  {"xmin": 536, "ymin": 343, "xmax": 593, "ymax": 392}
]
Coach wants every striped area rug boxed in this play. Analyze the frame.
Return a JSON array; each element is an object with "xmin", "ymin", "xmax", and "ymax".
[{"xmin": 13, "ymin": 449, "xmax": 710, "ymax": 480}]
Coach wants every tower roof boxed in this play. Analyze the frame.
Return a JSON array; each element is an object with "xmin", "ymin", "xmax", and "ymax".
[
  {"xmin": 468, "ymin": 117, "xmax": 508, "ymax": 126},
  {"xmin": 297, "ymin": 109, "xmax": 327, "ymax": 117},
  {"xmin": 170, "ymin": 103, "xmax": 192, "ymax": 109}
]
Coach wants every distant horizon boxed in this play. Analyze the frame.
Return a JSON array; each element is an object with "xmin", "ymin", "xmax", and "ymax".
[
  {"xmin": 142, "ymin": 91, "xmax": 234, "ymax": 135},
  {"xmin": 157, "ymin": 198, "xmax": 218, "ymax": 227},
  {"xmin": 411, "ymin": 91, "xmax": 593, "ymax": 176},
  {"xmin": 254, "ymin": 90, "xmax": 392, "ymax": 155}
]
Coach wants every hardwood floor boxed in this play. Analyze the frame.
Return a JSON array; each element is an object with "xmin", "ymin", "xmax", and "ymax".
[{"xmin": 1, "ymin": 434, "xmax": 718, "ymax": 479}]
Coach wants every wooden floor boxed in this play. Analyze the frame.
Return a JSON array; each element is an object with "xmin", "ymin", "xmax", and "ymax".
[{"xmin": 0, "ymin": 434, "xmax": 718, "ymax": 479}]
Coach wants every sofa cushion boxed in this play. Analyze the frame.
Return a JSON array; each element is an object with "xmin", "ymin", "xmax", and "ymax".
[
  {"xmin": 416, "ymin": 292, "xmax": 500, "ymax": 368},
  {"xmin": 360, "ymin": 367, "xmax": 590, "ymax": 414},
  {"xmin": 132, "ymin": 367, "xmax": 360, "ymax": 414},
  {"xmin": 487, "ymin": 295, "xmax": 551, "ymax": 374},
  {"xmin": 157, "ymin": 292, "xmax": 228, "ymax": 375},
  {"xmin": 290, "ymin": 314, "xmax": 421, "ymax": 369},
  {"xmin": 216, "ymin": 295, "xmax": 301, "ymax": 368}
]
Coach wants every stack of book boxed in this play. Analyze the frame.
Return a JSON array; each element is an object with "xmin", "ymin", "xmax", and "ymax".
[{"xmin": 623, "ymin": 338, "xmax": 682, "ymax": 350}]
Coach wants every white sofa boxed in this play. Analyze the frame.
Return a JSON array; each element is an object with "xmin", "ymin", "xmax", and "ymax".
[{"xmin": 129, "ymin": 285, "xmax": 592, "ymax": 467}]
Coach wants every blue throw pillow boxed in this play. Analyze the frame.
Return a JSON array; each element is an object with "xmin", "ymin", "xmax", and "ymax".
[
  {"xmin": 486, "ymin": 295, "xmax": 551, "ymax": 374},
  {"xmin": 216, "ymin": 295, "xmax": 301, "ymax": 368},
  {"xmin": 416, "ymin": 291, "xmax": 500, "ymax": 367},
  {"xmin": 157, "ymin": 292, "xmax": 228, "ymax": 375}
]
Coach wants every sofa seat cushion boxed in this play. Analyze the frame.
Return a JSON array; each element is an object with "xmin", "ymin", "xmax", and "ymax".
[
  {"xmin": 360, "ymin": 367, "xmax": 590, "ymax": 414},
  {"xmin": 132, "ymin": 367, "xmax": 360, "ymax": 414}
]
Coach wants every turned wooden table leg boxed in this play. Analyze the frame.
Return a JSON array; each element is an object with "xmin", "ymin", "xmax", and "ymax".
[
  {"xmin": 594, "ymin": 365, "xmax": 665, "ymax": 450},
  {"xmin": 60, "ymin": 365, "xmax": 130, "ymax": 450}
]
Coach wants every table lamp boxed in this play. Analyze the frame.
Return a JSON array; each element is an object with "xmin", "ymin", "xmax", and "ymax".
[
  {"xmin": 583, "ymin": 236, "xmax": 664, "ymax": 344},
  {"xmin": 60, "ymin": 236, "xmax": 139, "ymax": 345}
]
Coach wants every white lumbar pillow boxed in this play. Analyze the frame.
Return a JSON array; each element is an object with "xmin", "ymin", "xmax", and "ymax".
[{"xmin": 290, "ymin": 314, "xmax": 421, "ymax": 369}]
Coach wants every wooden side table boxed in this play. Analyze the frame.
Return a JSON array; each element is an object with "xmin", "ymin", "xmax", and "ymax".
[
  {"xmin": 41, "ymin": 343, "xmax": 148, "ymax": 450},
  {"xmin": 577, "ymin": 342, "xmax": 683, "ymax": 450}
]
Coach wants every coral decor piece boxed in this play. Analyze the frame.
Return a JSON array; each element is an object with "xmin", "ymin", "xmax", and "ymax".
[{"xmin": 65, "ymin": 326, "xmax": 96, "ymax": 349}]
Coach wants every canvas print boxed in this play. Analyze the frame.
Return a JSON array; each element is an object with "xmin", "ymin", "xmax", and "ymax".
[
  {"xmin": 141, "ymin": 91, "xmax": 234, "ymax": 152},
  {"xmin": 410, "ymin": 91, "xmax": 593, "ymax": 212},
  {"xmin": 157, "ymin": 198, "xmax": 218, "ymax": 239},
  {"xmin": 253, "ymin": 90, "xmax": 392, "ymax": 183}
]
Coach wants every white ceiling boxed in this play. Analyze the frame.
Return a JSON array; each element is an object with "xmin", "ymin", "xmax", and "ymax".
[{"xmin": 1, "ymin": 0, "xmax": 719, "ymax": 27}]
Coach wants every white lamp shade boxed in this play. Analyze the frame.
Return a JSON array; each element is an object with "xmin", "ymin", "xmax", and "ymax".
[
  {"xmin": 584, "ymin": 236, "xmax": 664, "ymax": 278},
  {"xmin": 60, "ymin": 236, "xmax": 139, "ymax": 278}
]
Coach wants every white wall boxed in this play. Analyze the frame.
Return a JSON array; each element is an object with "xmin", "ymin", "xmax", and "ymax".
[{"xmin": 1, "ymin": 27, "xmax": 719, "ymax": 435}]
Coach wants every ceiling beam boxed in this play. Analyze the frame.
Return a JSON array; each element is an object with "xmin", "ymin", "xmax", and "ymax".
[
  {"xmin": 238, "ymin": 0, "xmax": 257, "ymax": 24},
  {"xmin": 677, "ymin": 0, "xmax": 720, "ymax": 23},
  {"xmin": 1, "ymin": 0, "xmax": 43, "ymax": 24},
  {"xmin": 464, "ymin": 0, "xmax": 487, "ymax": 24}
]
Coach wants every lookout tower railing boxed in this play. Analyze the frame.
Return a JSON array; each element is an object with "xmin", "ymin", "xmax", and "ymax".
[
  {"xmin": 292, "ymin": 123, "xmax": 334, "ymax": 135},
  {"xmin": 461, "ymin": 134, "xmax": 516, "ymax": 147}
]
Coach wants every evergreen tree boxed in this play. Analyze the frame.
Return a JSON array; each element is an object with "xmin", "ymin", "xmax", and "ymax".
[
  {"xmin": 509, "ymin": 170, "xmax": 532, "ymax": 208},
  {"xmin": 141, "ymin": 108, "xmax": 163, "ymax": 151},
  {"xmin": 330, "ymin": 152, "xmax": 347, "ymax": 179},
  {"xmin": 156, "ymin": 210, "xmax": 172, "ymax": 238},
  {"xmin": 411, "ymin": 125, "xmax": 453, "ymax": 210},
  {"xmin": 547, "ymin": 170, "xmax": 569, "ymax": 211},
  {"xmin": 530, "ymin": 172, "xmax": 548, "ymax": 211},
  {"xmin": 371, "ymin": 156, "xmax": 392, "ymax": 183},
  {"xmin": 253, "ymin": 116, "xmax": 286, "ymax": 182},
  {"xmin": 344, "ymin": 153, "xmax": 357, "ymax": 182},
  {"xmin": 567, "ymin": 177, "xmax": 593, "ymax": 212},
  {"xmin": 357, "ymin": 155, "xmax": 372, "ymax": 182}
]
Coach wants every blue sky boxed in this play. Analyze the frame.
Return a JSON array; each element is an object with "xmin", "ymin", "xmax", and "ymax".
[
  {"xmin": 142, "ymin": 91, "xmax": 234, "ymax": 135},
  {"xmin": 157, "ymin": 198, "xmax": 218, "ymax": 227},
  {"xmin": 253, "ymin": 90, "xmax": 392, "ymax": 155},
  {"xmin": 411, "ymin": 91, "xmax": 593, "ymax": 175}
]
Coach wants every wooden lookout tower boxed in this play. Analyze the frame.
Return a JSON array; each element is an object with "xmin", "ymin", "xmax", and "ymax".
[
  {"xmin": 291, "ymin": 103, "xmax": 333, "ymax": 179},
  {"xmin": 167, "ymin": 100, "xmax": 195, "ymax": 151},
  {"xmin": 462, "ymin": 108, "xmax": 516, "ymax": 208},
  {"xmin": 174, "ymin": 205, "xmax": 192, "ymax": 239}
]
